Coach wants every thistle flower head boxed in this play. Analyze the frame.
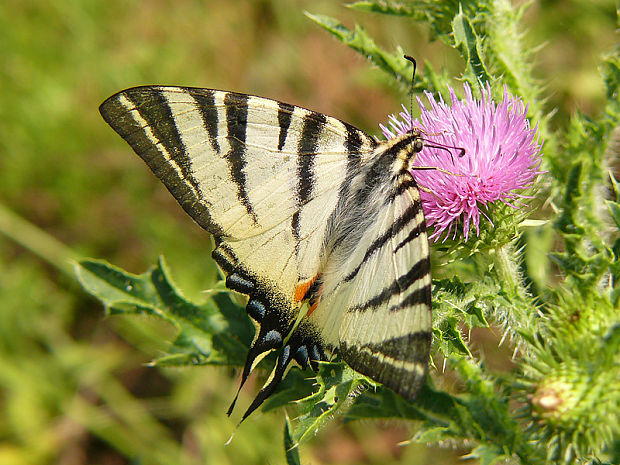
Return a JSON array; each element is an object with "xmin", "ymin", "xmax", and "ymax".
[{"xmin": 381, "ymin": 83, "xmax": 542, "ymax": 242}]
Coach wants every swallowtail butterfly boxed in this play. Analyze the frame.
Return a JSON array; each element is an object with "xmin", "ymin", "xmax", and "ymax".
[{"xmin": 100, "ymin": 82, "xmax": 431, "ymax": 421}]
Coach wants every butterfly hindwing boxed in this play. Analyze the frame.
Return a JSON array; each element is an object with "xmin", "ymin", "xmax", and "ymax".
[
  {"xmin": 100, "ymin": 85, "xmax": 431, "ymax": 418},
  {"xmin": 337, "ymin": 174, "xmax": 431, "ymax": 400},
  {"xmin": 305, "ymin": 135, "xmax": 432, "ymax": 400}
]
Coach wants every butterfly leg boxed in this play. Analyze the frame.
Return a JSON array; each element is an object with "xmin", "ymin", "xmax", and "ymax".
[{"xmin": 412, "ymin": 165, "xmax": 465, "ymax": 176}]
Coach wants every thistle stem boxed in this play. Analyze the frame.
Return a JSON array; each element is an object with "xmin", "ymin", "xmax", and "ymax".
[
  {"xmin": 492, "ymin": 242, "xmax": 537, "ymax": 340},
  {"xmin": 494, "ymin": 243, "xmax": 521, "ymax": 293}
]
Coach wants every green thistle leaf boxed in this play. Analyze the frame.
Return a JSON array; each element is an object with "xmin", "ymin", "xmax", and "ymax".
[
  {"xmin": 451, "ymin": 9, "xmax": 490, "ymax": 84},
  {"xmin": 75, "ymin": 257, "xmax": 253, "ymax": 367}
]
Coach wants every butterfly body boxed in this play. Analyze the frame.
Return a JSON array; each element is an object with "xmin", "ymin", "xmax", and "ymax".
[{"xmin": 100, "ymin": 86, "xmax": 431, "ymax": 419}]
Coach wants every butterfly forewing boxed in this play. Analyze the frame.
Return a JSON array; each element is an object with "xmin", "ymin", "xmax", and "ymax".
[{"xmin": 100, "ymin": 85, "xmax": 431, "ymax": 418}]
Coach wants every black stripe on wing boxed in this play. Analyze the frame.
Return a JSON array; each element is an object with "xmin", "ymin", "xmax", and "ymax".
[
  {"xmin": 357, "ymin": 332, "xmax": 431, "ymax": 364},
  {"xmin": 342, "ymin": 201, "xmax": 423, "ymax": 283},
  {"xmin": 127, "ymin": 88, "xmax": 202, "ymax": 196},
  {"xmin": 224, "ymin": 92, "xmax": 258, "ymax": 224},
  {"xmin": 99, "ymin": 87, "xmax": 220, "ymax": 235},
  {"xmin": 387, "ymin": 283, "xmax": 432, "ymax": 312},
  {"xmin": 291, "ymin": 111, "xmax": 326, "ymax": 241},
  {"xmin": 188, "ymin": 88, "xmax": 221, "ymax": 154},
  {"xmin": 393, "ymin": 220, "xmax": 425, "ymax": 254},
  {"xmin": 297, "ymin": 112, "xmax": 325, "ymax": 196},
  {"xmin": 277, "ymin": 101, "xmax": 294, "ymax": 151},
  {"xmin": 347, "ymin": 256, "xmax": 431, "ymax": 313},
  {"xmin": 340, "ymin": 124, "xmax": 365, "ymax": 198},
  {"xmin": 340, "ymin": 331, "xmax": 430, "ymax": 401}
]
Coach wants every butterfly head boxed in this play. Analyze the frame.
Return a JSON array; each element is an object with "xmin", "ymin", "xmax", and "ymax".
[{"xmin": 408, "ymin": 129, "xmax": 424, "ymax": 153}]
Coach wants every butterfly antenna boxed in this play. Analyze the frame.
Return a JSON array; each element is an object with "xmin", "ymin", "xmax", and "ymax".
[
  {"xmin": 422, "ymin": 140, "xmax": 466, "ymax": 163},
  {"xmin": 404, "ymin": 55, "xmax": 417, "ymax": 126},
  {"xmin": 403, "ymin": 55, "xmax": 467, "ymax": 161}
]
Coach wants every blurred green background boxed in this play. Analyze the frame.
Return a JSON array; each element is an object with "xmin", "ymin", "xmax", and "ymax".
[{"xmin": 0, "ymin": 1, "xmax": 616, "ymax": 464}]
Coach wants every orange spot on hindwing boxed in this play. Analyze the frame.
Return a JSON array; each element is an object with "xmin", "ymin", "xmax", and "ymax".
[
  {"xmin": 294, "ymin": 274, "xmax": 323, "ymax": 316},
  {"xmin": 294, "ymin": 278, "xmax": 315, "ymax": 303}
]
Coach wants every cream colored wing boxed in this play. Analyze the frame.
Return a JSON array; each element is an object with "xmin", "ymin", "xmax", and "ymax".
[{"xmin": 99, "ymin": 86, "xmax": 378, "ymax": 420}]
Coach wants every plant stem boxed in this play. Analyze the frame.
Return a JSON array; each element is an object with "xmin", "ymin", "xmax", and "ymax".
[
  {"xmin": 493, "ymin": 242, "xmax": 538, "ymax": 340},
  {"xmin": 494, "ymin": 243, "xmax": 520, "ymax": 293},
  {"xmin": 0, "ymin": 202, "xmax": 78, "ymax": 277}
]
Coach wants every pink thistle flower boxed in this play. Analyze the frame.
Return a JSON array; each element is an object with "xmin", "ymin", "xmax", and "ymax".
[{"xmin": 380, "ymin": 83, "xmax": 543, "ymax": 242}]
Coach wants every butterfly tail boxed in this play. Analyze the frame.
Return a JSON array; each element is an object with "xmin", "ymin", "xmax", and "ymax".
[
  {"xmin": 238, "ymin": 344, "xmax": 293, "ymax": 423},
  {"xmin": 227, "ymin": 325, "xmax": 286, "ymax": 416},
  {"xmin": 233, "ymin": 327, "xmax": 328, "ymax": 422}
]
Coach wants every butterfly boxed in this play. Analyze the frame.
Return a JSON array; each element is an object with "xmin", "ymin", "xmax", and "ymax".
[{"xmin": 100, "ymin": 85, "xmax": 431, "ymax": 421}]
